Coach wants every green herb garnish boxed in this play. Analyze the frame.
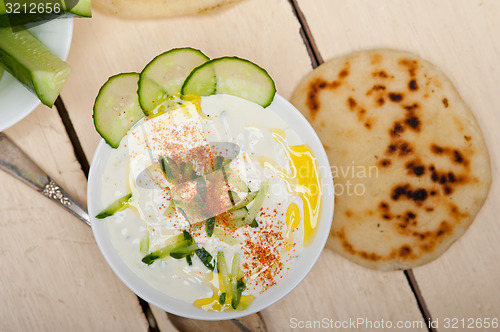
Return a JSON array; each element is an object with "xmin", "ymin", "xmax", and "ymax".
[
  {"xmin": 195, "ymin": 248, "xmax": 215, "ymax": 271},
  {"xmin": 219, "ymin": 292, "xmax": 226, "ymax": 305}
]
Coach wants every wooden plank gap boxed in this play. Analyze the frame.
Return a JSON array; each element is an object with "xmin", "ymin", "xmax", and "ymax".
[
  {"xmin": 54, "ymin": 96, "xmax": 90, "ymax": 178},
  {"xmin": 288, "ymin": 0, "xmax": 324, "ymax": 68},
  {"xmin": 138, "ymin": 297, "xmax": 161, "ymax": 332},
  {"xmin": 231, "ymin": 319, "xmax": 253, "ymax": 332},
  {"xmin": 404, "ymin": 269, "xmax": 436, "ymax": 332}
]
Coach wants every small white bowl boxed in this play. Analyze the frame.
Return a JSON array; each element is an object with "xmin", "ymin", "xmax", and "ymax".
[
  {"xmin": 88, "ymin": 94, "xmax": 334, "ymax": 320},
  {"xmin": 0, "ymin": 18, "xmax": 73, "ymax": 131}
]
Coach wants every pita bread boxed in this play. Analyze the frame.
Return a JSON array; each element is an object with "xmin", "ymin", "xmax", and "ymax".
[
  {"xmin": 291, "ymin": 49, "xmax": 491, "ymax": 271},
  {"xmin": 93, "ymin": 0, "xmax": 242, "ymax": 19}
]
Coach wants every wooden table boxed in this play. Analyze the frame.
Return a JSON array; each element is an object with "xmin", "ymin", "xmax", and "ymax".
[{"xmin": 1, "ymin": 0, "xmax": 499, "ymax": 330}]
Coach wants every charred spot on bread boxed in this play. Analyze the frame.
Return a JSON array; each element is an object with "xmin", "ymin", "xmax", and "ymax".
[
  {"xmin": 399, "ymin": 142, "xmax": 412, "ymax": 156},
  {"xmin": 347, "ymin": 97, "xmax": 357, "ymax": 110},
  {"xmin": 442, "ymin": 98, "xmax": 449, "ymax": 108},
  {"xmin": 399, "ymin": 245, "xmax": 412, "ymax": 257},
  {"xmin": 306, "ymin": 78, "xmax": 342, "ymax": 118},
  {"xmin": 366, "ymin": 84, "xmax": 386, "ymax": 95},
  {"xmin": 338, "ymin": 68, "xmax": 349, "ymax": 79},
  {"xmin": 430, "ymin": 144, "xmax": 469, "ymax": 166},
  {"xmin": 389, "ymin": 92, "xmax": 403, "ymax": 102},
  {"xmin": 379, "ymin": 159, "xmax": 391, "ymax": 167},
  {"xmin": 402, "ymin": 104, "xmax": 422, "ymax": 131},
  {"xmin": 337, "ymin": 228, "xmax": 383, "ymax": 261},
  {"xmin": 398, "ymin": 58, "xmax": 418, "ymax": 77},
  {"xmin": 405, "ymin": 160, "xmax": 425, "ymax": 176},
  {"xmin": 391, "ymin": 185, "xmax": 428, "ymax": 203},
  {"xmin": 405, "ymin": 116, "xmax": 420, "ymax": 131},
  {"xmin": 372, "ymin": 70, "xmax": 389, "ymax": 78},
  {"xmin": 404, "ymin": 103, "xmax": 419, "ymax": 111},
  {"xmin": 413, "ymin": 166, "xmax": 425, "ymax": 176},
  {"xmin": 390, "ymin": 122, "xmax": 404, "ymax": 137},
  {"xmin": 409, "ymin": 79, "xmax": 419, "ymax": 91},
  {"xmin": 431, "ymin": 144, "xmax": 444, "ymax": 154},
  {"xmin": 453, "ymin": 150, "xmax": 464, "ymax": 164},
  {"xmin": 386, "ymin": 140, "xmax": 413, "ymax": 156}
]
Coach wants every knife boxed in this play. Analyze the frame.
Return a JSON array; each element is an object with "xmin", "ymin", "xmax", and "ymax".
[{"xmin": 0, "ymin": 132, "xmax": 90, "ymax": 225}]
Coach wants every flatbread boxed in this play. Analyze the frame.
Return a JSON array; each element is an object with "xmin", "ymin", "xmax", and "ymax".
[
  {"xmin": 93, "ymin": 0, "xmax": 242, "ymax": 19},
  {"xmin": 291, "ymin": 49, "xmax": 491, "ymax": 271}
]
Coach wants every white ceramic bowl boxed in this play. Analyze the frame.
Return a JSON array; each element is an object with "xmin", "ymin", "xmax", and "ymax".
[
  {"xmin": 88, "ymin": 94, "xmax": 334, "ymax": 320},
  {"xmin": 0, "ymin": 18, "xmax": 73, "ymax": 131}
]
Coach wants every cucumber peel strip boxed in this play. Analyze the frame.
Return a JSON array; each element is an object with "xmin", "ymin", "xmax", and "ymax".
[
  {"xmin": 244, "ymin": 181, "xmax": 268, "ymax": 224},
  {"xmin": 95, "ymin": 193, "xmax": 132, "ymax": 219},
  {"xmin": 141, "ymin": 232, "xmax": 191, "ymax": 265}
]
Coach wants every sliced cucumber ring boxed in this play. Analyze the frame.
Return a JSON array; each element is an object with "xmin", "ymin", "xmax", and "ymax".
[
  {"xmin": 93, "ymin": 73, "xmax": 145, "ymax": 148},
  {"xmin": 181, "ymin": 57, "xmax": 276, "ymax": 108},
  {"xmin": 138, "ymin": 47, "xmax": 209, "ymax": 114}
]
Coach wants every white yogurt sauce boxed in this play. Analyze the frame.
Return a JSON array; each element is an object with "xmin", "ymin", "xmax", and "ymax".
[{"xmin": 100, "ymin": 94, "xmax": 307, "ymax": 306}]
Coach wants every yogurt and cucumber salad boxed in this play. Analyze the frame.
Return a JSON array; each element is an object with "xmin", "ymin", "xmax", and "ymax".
[{"xmin": 92, "ymin": 48, "xmax": 323, "ymax": 312}]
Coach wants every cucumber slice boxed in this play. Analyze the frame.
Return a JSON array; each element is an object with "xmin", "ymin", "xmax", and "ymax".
[
  {"xmin": 227, "ymin": 208, "xmax": 248, "ymax": 220},
  {"xmin": 138, "ymin": 47, "xmax": 209, "ymax": 114},
  {"xmin": 227, "ymin": 190, "xmax": 240, "ymax": 205},
  {"xmin": 223, "ymin": 167, "xmax": 250, "ymax": 193},
  {"xmin": 0, "ymin": 24, "xmax": 71, "ymax": 107},
  {"xmin": 141, "ymin": 233, "xmax": 186, "ymax": 265},
  {"xmin": 230, "ymin": 253, "xmax": 241, "ymax": 308},
  {"xmin": 244, "ymin": 181, "xmax": 268, "ymax": 224},
  {"xmin": 227, "ymin": 191, "xmax": 257, "ymax": 212},
  {"xmin": 217, "ymin": 251, "xmax": 232, "ymax": 299},
  {"xmin": 140, "ymin": 231, "xmax": 150, "ymax": 255},
  {"xmin": 232, "ymin": 279, "xmax": 246, "ymax": 309},
  {"xmin": 169, "ymin": 244, "xmax": 199, "ymax": 259},
  {"xmin": 181, "ymin": 57, "xmax": 276, "ymax": 107},
  {"xmin": 95, "ymin": 193, "xmax": 132, "ymax": 219},
  {"xmin": 181, "ymin": 61, "xmax": 216, "ymax": 97},
  {"xmin": 93, "ymin": 73, "xmax": 145, "ymax": 148}
]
